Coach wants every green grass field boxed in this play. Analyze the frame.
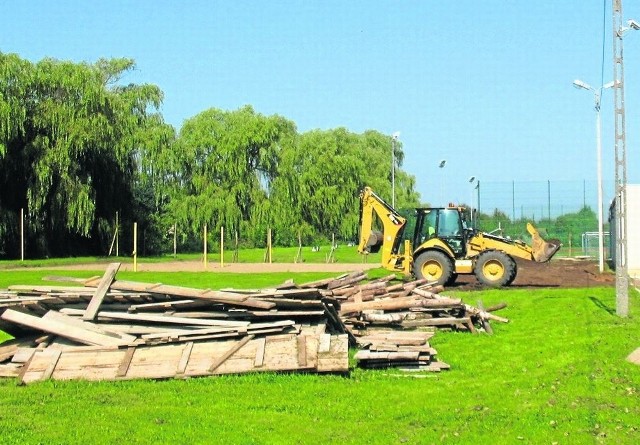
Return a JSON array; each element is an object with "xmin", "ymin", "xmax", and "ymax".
[
  {"xmin": 1, "ymin": 269, "xmax": 639, "ymax": 444},
  {"xmin": 0, "ymin": 244, "xmax": 379, "ymax": 270}
]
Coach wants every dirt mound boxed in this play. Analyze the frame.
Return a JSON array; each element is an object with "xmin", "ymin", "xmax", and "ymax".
[{"xmin": 452, "ymin": 258, "xmax": 614, "ymax": 290}]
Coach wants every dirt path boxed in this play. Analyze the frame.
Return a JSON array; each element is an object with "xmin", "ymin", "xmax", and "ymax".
[
  {"xmin": 10, "ymin": 257, "xmax": 623, "ymax": 289},
  {"xmin": 19, "ymin": 260, "xmax": 380, "ymax": 274}
]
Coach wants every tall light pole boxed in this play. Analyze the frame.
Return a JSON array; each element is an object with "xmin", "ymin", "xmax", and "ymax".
[
  {"xmin": 476, "ymin": 180, "xmax": 481, "ymax": 229},
  {"xmin": 572, "ymin": 79, "xmax": 614, "ymax": 273},
  {"xmin": 438, "ymin": 159, "xmax": 446, "ymax": 206},
  {"xmin": 468, "ymin": 176, "xmax": 476, "ymax": 226},
  {"xmin": 391, "ymin": 132, "xmax": 400, "ymax": 208}
]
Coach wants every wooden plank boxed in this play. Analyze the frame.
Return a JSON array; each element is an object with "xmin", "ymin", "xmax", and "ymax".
[
  {"xmin": 208, "ymin": 335, "xmax": 255, "ymax": 373},
  {"xmin": 16, "ymin": 349, "xmax": 37, "ymax": 385},
  {"xmin": 318, "ymin": 334, "xmax": 331, "ymax": 353},
  {"xmin": 61, "ymin": 308, "xmax": 251, "ymax": 328},
  {"xmin": 253, "ymin": 337, "xmax": 266, "ymax": 367},
  {"xmin": 317, "ymin": 334, "xmax": 349, "ymax": 373},
  {"xmin": 43, "ymin": 311, "xmax": 137, "ymax": 343},
  {"xmin": 116, "ymin": 346, "xmax": 137, "ymax": 377},
  {"xmin": 297, "ymin": 335, "xmax": 307, "ymax": 367},
  {"xmin": 41, "ymin": 349, "xmax": 62, "ymax": 380},
  {"xmin": 176, "ymin": 342, "xmax": 194, "ymax": 374},
  {"xmin": 83, "ymin": 263, "xmax": 120, "ymax": 320},
  {"xmin": 476, "ymin": 300, "xmax": 493, "ymax": 335},
  {"xmin": 11, "ymin": 347, "xmax": 38, "ymax": 364},
  {"xmin": 627, "ymin": 347, "xmax": 640, "ymax": 365},
  {"xmin": 1, "ymin": 309, "xmax": 128, "ymax": 347},
  {"xmin": 0, "ymin": 363, "xmax": 22, "ymax": 378},
  {"xmin": 340, "ymin": 296, "xmax": 462, "ymax": 314},
  {"xmin": 0, "ymin": 335, "xmax": 41, "ymax": 362},
  {"xmin": 83, "ymin": 279, "xmax": 276, "ymax": 310},
  {"xmin": 127, "ymin": 300, "xmax": 210, "ymax": 312},
  {"xmin": 401, "ymin": 317, "xmax": 471, "ymax": 328}
]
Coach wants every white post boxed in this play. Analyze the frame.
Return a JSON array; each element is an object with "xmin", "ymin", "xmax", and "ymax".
[
  {"xmin": 173, "ymin": 222, "xmax": 177, "ymax": 258},
  {"xmin": 595, "ymin": 97, "xmax": 605, "ymax": 273},
  {"xmin": 20, "ymin": 208, "xmax": 24, "ymax": 261},
  {"xmin": 115, "ymin": 211, "xmax": 119, "ymax": 257},
  {"xmin": 133, "ymin": 222, "xmax": 138, "ymax": 272}
]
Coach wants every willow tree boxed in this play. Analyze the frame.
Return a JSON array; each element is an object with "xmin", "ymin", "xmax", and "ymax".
[
  {"xmin": 0, "ymin": 53, "xmax": 165, "ymax": 257},
  {"xmin": 167, "ymin": 106, "xmax": 296, "ymax": 245},
  {"xmin": 270, "ymin": 128, "xmax": 420, "ymax": 244}
]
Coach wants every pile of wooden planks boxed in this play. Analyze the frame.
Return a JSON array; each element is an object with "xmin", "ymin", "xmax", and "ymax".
[
  {"xmin": 0, "ymin": 263, "xmax": 349, "ymax": 384},
  {"xmin": 354, "ymin": 330, "xmax": 449, "ymax": 372},
  {"xmin": 0, "ymin": 266, "xmax": 508, "ymax": 381}
]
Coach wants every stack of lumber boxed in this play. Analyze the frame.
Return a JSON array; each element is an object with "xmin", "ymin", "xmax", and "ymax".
[
  {"xmin": 354, "ymin": 330, "xmax": 449, "ymax": 372},
  {"xmin": 331, "ymin": 274, "xmax": 508, "ymax": 336},
  {"xmin": 0, "ymin": 264, "xmax": 349, "ymax": 384}
]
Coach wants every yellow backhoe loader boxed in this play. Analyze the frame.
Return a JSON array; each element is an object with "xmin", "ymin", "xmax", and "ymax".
[{"xmin": 358, "ymin": 186, "xmax": 561, "ymax": 287}]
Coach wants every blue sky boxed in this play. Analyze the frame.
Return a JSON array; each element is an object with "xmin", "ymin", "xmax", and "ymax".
[{"xmin": 2, "ymin": 1, "xmax": 640, "ymax": 212}]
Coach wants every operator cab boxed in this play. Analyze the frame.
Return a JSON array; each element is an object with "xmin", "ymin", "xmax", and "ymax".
[{"xmin": 413, "ymin": 207, "xmax": 468, "ymax": 257}]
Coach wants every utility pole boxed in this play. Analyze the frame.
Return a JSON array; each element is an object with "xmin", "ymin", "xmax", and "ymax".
[{"xmin": 612, "ymin": 0, "xmax": 633, "ymax": 316}]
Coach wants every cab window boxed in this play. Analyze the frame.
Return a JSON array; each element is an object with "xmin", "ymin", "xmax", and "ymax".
[{"xmin": 438, "ymin": 209, "xmax": 461, "ymax": 237}]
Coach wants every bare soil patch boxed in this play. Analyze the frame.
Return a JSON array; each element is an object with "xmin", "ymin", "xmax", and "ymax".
[
  {"xmin": 22, "ymin": 257, "xmax": 616, "ymax": 289},
  {"xmin": 453, "ymin": 258, "xmax": 614, "ymax": 290}
]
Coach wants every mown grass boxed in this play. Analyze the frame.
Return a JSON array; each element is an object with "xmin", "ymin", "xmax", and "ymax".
[
  {"xmin": 0, "ymin": 245, "xmax": 380, "ymax": 270},
  {"xmin": 1, "ymin": 270, "xmax": 639, "ymax": 444}
]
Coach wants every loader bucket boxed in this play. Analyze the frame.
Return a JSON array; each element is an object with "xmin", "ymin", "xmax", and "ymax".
[{"xmin": 527, "ymin": 223, "xmax": 562, "ymax": 262}]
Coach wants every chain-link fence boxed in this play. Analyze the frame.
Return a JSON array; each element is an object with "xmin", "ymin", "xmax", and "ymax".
[{"xmin": 473, "ymin": 179, "xmax": 615, "ymax": 258}]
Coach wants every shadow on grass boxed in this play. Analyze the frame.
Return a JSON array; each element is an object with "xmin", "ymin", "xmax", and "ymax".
[{"xmin": 588, "ymin": 296, "xmax": 616, "ymax": 315}]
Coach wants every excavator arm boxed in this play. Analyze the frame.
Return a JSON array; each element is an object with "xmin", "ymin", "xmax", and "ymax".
[{"xmin": 358, "ymin": 187, "xmax": 411, "ymax": 274}]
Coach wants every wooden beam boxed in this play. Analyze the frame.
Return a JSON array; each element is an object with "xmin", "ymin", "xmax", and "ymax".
[
  {"xmin": 116, "ymin": 346, "xmax": 137, "ymax": 377},
  {"xmin": 1, "ymin": 309, "xmax": 128, "ymax": 347},
  {"xmin": 83, "ymin": 263, "xmax": 120, "ymax": 320},
  {"xmin": 297, "ymin": 335, "xmax": 307, "ymax": 367},
  {"xmin": 208, "ymin": 335, "xmax": 255, "ymax": 373},
  {"xmin": 61, "ymin": 308, "xmax": 250, "ymax": 328},
  {"xmin": 83, "ymin": 279, "xmax": 275, "ymax": 310},
  {"xmin": 43, "ymin": 311, "xmax": 137, "ymax": 343},
  {"xmin": 176, "ymin": 342, "xmax": 194, "ymax": 375},
  {"xmin": 253, "ymin": 337, "xmax": 266, "ymax": 367},
  {"xmin": 42, "ymin": 349, "xmax": 62, "ymax": 380}
]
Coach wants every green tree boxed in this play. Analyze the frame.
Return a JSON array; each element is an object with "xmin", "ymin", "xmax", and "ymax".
[
  {"xmin": 270, "ymin": 128, "xmax": 420, "ymax": 244},
  {"xmin": 166, "ymin": 106, "xmax": 297, "ymax": 246},
  {"xmin": 0, "ymin": 53, "xmax": 165, "ymax": 257}
]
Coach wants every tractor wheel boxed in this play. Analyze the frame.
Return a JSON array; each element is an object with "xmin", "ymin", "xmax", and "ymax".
[
  {"xmin": 504, "ymin": 260, "xmax": 518, "ymax": 285},
  {"xmin": 473, "ymin": 251, "xmax": 517, "ymax": 287},
  {"xmin": 445, "ymin": 273, "xmax": 458, "ymax": 286},
  {"xmin": 413, "ymin": 250, "xmax": 454, "ymax": 286}
]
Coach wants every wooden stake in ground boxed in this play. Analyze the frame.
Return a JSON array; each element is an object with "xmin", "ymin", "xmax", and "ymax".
[
  {"xmin": 203, "ymin": 224, "xmax": 208, "ymax": 269},
  {"xmin": 220, "ymin": 226, "xmax": 224, "ymax": 268},
  {"xmin": 133, "ymin": 222, "xmax": 138, "ymax": 272}
]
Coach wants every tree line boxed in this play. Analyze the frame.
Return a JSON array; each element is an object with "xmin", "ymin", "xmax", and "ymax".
[{"xmin": 0, "ymin": 54, "xmax": 420, "ymax": 258}]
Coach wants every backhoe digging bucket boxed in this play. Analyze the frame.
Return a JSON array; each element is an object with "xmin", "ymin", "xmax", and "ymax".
[
  {"xmin": 366, "ymin": 230, "xmax": 383, "ymax": 253},
  {"xmin": 527, "ymin": 223, "xmax": 562, "ymax": 262}
]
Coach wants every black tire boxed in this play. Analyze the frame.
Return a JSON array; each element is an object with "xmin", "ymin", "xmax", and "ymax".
[
  {"xmin": 445, "ymin": 273, "xmax": 458, "ymax": 286},
  {"xmin": 473, "ymin": 251, "xmax": 517, "ymax": 287},
  {"xmin": 504, "ymin": 260, "xmax": 518, "ymax": 285},
  {"xmin": 413, "ymin": 250, "xmax": 454, "ymax": 286}
]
